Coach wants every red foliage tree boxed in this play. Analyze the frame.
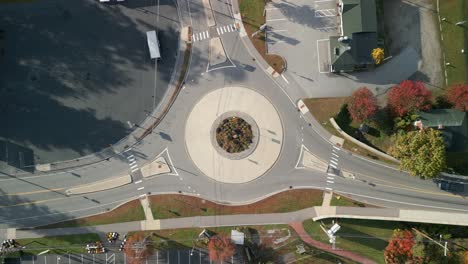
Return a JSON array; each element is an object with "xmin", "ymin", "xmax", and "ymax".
[
  {"xmin": 387, "ymin": 80, "xmax": 432, "ymax": 117},
  {"xmin": 124, "ymin": 233, "xmax": 153, "ymax": 264},
  {"xmin": 347, "ymin": 87, "xmax": 378, "ymax": 123},
  {"xmin": 207, "ymin": 235, "xmax": 235, "ymax": 262},
  {"xmin": 447, "ymin": 83, "xmax": 468, "ymax": 111},
  {"xmin": 384, "ymin": 230, "xmax": 416, "ymax": 264}
]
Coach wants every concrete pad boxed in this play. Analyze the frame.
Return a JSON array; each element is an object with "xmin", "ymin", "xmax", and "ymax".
[
  {"xmin": 209, "ymin": 37, "xmax": 227, "ymax": 66},
  {"xmin": 141, "ymin": 157, "xmax": 171, "ymax": 178},
  {"xmin": 302, "ymin": 149, "xmax": 328, "ymax": 172},
  {"xmin": 66, "ymin": 175, "xmax": 131, "ymax": 195},
  {"xmin": 329, "ymin": 135, "xmax": 344, "ymax": 147},
  {"xmin": 181, "ymin": 26, "xmax": 190, "ymax": 42},
  {"xmin": 35, "ymin": 163, "xmax": 51, "ymax": 172},
  {"xmin": 185, "ymin": 87, "xmax": 283, "ymax": 183},
  {"xmin": 140, "ymin": 220, "xmax": 161, "ymax": 231}
]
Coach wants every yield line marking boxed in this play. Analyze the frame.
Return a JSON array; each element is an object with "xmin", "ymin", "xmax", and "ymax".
[
  {"xmin": 135, "ymin": 180, "xmax": 142, "ymax": 184},
  {"xmin": 137, "ymin": 187, "xmax": 145, "ymax": 191},
  {"xmin": 327, "ymin": 180, "xmax": 334, "ymax": 184}
]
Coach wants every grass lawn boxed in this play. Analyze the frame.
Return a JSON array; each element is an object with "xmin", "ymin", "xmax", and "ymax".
[
  {"xmin": 239, "ymin": 0, "xmax": 285, "ymax": 73},
  {"xmin": 303, "ymin": 98, "xmax": 398, "ymax": 165},
  {"xmin": 10, "ymin": 234, "xmax": 100, "ymax": 256},
  {"xmin": 150, "ymin": 189, "xmax": 323, "ymax": 219},
  {"xmin": 41, "ymin": 199, "xmax": 145, "ymax": 228},
  {"xmin": 303, "ymin": 219, "xmax": 398, "ymax": 264},
  {"xmin": 438, "ymin": 0, "xmax": 468, "ymax": 85}
]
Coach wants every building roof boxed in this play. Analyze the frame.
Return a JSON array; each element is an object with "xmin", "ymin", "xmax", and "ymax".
[
  {"xmin": 417, "ymin": 109, "xmax": 466, "ymax": 127},
  {"xmin": 331, "ymin": 0, "xmax": 378, "ymax": 72},
  {"xmin": 342, "ymin": 0, "xmax": 377, "ymax": 36},
  {"xmin": 330, "ymin": 32, "xmax": 377, "ymax": 72}
]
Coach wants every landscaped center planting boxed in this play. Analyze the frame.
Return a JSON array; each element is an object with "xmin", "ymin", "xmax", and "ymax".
[{"xmin": 216, "ymin": 117, "xmax": 253, "ymax": 153}]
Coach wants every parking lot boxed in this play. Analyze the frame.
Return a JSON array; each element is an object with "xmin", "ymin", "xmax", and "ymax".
[
  {"xmin": 0, "ymin": 0, "xmax": 179, "ymax": 165},
  {"xmin": 265, "ymin": 0, "xmax": 338, "ymax": 76},
  {"xmin": 3, "ymin": 249, "xmax": 244, "ymax": 264}
]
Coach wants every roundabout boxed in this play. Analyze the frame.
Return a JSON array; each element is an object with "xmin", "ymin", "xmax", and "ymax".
[{"xmin": 185, "ymin": 87, "xmax": 283, "ymax": 183}]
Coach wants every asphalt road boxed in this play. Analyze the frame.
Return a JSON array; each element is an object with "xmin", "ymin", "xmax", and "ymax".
[
  {"xmin": 0, "ymin": 0, "xmax": 179, "ymax": 165},
  {"xmin": 0, "ymin": 0, "xmax": 466, "ymax": 229}
]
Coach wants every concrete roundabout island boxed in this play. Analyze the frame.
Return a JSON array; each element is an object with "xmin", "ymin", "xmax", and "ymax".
[{"xmin": 185, "ymin": 87, "xmax": 283, "ymax": 183}]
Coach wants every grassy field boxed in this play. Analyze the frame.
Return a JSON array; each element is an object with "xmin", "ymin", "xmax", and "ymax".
[
  {"xmin": 303, "ymin": 219, "xmax": 398, "ymax": 264},
  {"xmin": 11, "ymin": 234, "xmax": 100, "ymax": 256},
  {"xmin": 150, "ymin": 189, "xmax": 323, "ymax": 219},
  {"xmin": 239, "ymin": 0, "xmax": 285, "ymax": 73},
  {"xmin": 438, "ymin": 0, "xmax": 468, "ymax": 85},
  {"xmin": 42, "ymin": 199, "xmax": 145, "ymax": 228}
]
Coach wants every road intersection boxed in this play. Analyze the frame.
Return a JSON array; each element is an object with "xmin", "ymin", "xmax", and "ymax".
[{"xmin": 0, "ymin": 0, "xmax": 467, "ymax": 231}]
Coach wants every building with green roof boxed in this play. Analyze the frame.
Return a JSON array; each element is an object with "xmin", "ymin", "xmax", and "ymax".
[
  {"xmin": 329, "ymin": 0, "xmax": 379, "ymax": 73},
  {"xmin": 415, "ymin": 109, "xmax": 468, "ymax": 151}
]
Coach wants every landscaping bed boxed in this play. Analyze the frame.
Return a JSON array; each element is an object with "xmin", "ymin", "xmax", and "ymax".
[
  {"xmin": 40, "ymin": 199, "xmax": 145, "ymax": 228},
  {"xmin": 239, "ymin": 0, "xmax": 285, "ymax": 73},
  {"xmin": 150, "ymin": 189, "xmax": 323, "ymax": 219},
  {"xmin": 131, "ymin": 225, "xmax": 356, "ymax": 263},
  {"xmin": 303, "ymin": 98, "xmax": 398, "ymax": 165}
]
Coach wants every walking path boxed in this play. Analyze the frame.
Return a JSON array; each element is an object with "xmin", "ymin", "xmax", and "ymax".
[{"xmin": 289, "ymin": 221, "xmax": 376, "ymax": 264}]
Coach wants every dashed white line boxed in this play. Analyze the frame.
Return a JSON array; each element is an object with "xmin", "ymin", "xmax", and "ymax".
[
  {"xmin": 327, "ymin": 180, "xmax": 334, "ymax": 184},
  {"xmin": 332, "ymin": 146, "xmax": 340, "ymax": 150},
  {"xmin": 135, "ymin": 180, "xmax": 142, "ymax": 184},
  {"xmin": 329, "ymin": 164, "xmax": 337, "ymax": 169},
  {"xmin": 330, "ymin": 160, "xmax": 338, "ymax": 165},
  {"xmin": 137, "ymin": 187, "xmax": 145, "ymax": 191},
  {"xmin": 131, "ymin": 168, "xmax": 139, "ymax": 173},
  {"xmin": 216, "ymin": 28, "xmax": 221, "ymax": 35},
  {"xmin": 332, "ymin": 153, "xmax": 339, "ymax": 157}
]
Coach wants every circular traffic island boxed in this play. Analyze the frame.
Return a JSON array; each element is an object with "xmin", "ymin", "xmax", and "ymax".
[{"xmin": 185, "ymin": 87, "xmax": 283, "ymax": 183}]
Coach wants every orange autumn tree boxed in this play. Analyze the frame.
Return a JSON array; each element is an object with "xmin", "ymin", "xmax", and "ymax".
[
  {"xmin": 207, "ymin": 235, "xmax": 235, "ymax": 262},
  {"xmin": 347, "ymin": 87, "xmax": 378, "ymax": 123},
  {"xmin": 124, "ymin": 233, "xmax": 154, "ymax": 264},
  {"xmin": 384, "ymin": 229, "xmax": 416, "ymax": 264}
]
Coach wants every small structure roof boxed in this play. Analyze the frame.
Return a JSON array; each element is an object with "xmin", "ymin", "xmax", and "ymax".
[
  {"xmin": 341, "ymin": 0, "xmax": 377, "ymax": 37},
  {"xmin": 231, "ymin": 230, "xmax": 245, "ymax": 245},
  {"xmin": 417, "ymin": 109, "xmax": 466, "ymax": 127}
]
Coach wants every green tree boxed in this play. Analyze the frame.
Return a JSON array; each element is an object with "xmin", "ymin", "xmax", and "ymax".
[{"xmin": 390, "ymin": 129, "xmax": 446, "ymax": 178}]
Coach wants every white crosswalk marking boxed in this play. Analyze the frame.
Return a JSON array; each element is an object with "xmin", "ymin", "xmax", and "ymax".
[
  {"xmin": 226, "ymin": 26, "xmax": 232, "ymax": 32},
  {"xmin": 216, "ymin": 27, "xmax": 221, "ymax": 35},
  {"xmin": 206, "ymin": 31, "xmax": 209, "ymax": 38},
  {"xmin": 220, "ymin": 27, "xmax": 224, "ymax": 34}
]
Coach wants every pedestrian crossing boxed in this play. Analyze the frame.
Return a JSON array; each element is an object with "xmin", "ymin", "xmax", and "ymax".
[
  {"xmin": 191, "ymin": 23, "xmax": 238, "ymax": 42},
  {"xmin": 325, "ymin": 145, "xmax": 341, "ymax": 191},
  {"xmin": 125, "ymin": 153, "xmax": 139, "ymax": 173}
]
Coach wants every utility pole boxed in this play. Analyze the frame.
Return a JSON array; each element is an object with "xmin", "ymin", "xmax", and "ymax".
[{"xmin": 412, "ymin": 228, "xmax": 449, "ymax": 256}]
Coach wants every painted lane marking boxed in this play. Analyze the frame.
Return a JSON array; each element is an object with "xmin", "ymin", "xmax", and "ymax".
[
  {"xmin": 137, "ymin": 187, "xmax": 145, "ymax": 191},
  {"xmin": 327, "ymin": 180, "xmax": 334, "ymax": 184},
  {"xmin": 135, "ymin": 180, "xmax": 142, "ymax": 184}
]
